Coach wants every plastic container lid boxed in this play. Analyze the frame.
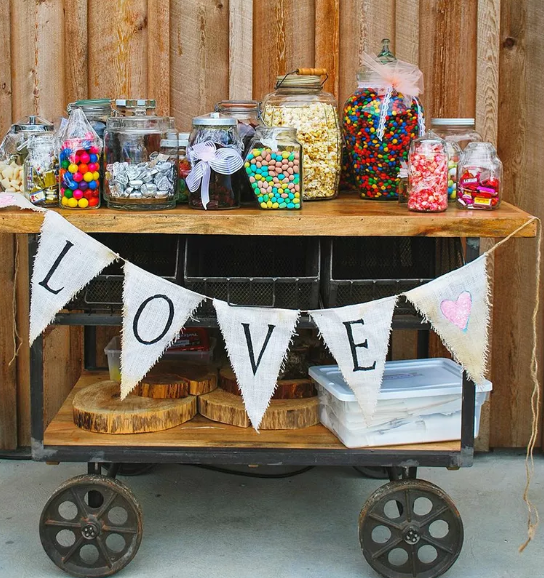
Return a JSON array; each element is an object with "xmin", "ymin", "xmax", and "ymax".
[
  {"xmin": 309, "ymin": 358, "xmax": 492, "ymax": 402},
  {"xmin": 12, "ymin": 115, "xmax": 54, "ymax": 133},
  {"xmin": 192, "ymin": 112, "xmax": 237, "ymax": 126}
]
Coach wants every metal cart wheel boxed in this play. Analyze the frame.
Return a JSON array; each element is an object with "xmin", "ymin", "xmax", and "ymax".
[
  {"xmin": 103, "ymin": 463, "xmax": 156, "ymax": 477},
  {"xmin": 39, "ymin": 474, "xmax": 143, "ymax": 578},
  {"xmin": 359, "ymin": 479, "xmax": 463, "ymax": 578}
]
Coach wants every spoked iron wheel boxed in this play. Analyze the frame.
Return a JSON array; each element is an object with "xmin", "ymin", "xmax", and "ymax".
[
  {"xmin": 359, "ymin": 479, "xmax": 463, "ymax": 578},
  {"xmin": 39, "ymin": 474, "xmax": 143, "ymax": 577}
]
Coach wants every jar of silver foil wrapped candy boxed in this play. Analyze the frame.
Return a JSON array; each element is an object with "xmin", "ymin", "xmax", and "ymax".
[{"xmin": 103, "ymin": 102, "xmax": 176, "ymax": 210}]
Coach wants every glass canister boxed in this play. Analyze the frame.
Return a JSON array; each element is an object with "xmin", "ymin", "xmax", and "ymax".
[
  {"xmin": 457, "ymin": 142, "xmax": 502, "ymax": 210},
  {"xmin": 24, "ymin": 133, "xmax": 58, "ymax": 206},
  {"xmin": 407, "ymin": 131, "xmax": 448, "ymax": 212},
  {"xmin": 261, "ymin": 69, "xmax": 341, "ymax": 200},
  {"xmin": 244, "ymin": 126, "xmax": 302, "ymax": 210},
  {"xmin": 431, "ymin": 119, "xmax": 482, "ymax": 201},
  {"xmin": 187, "ymin": 112, "xmax": 244, "ymax": 210},
  {"xmin": 104, "ymin": 101, "xmax": 176, "ymax": 210},
  {"xmin": 177, "ymin": 132, "xmax": 190, "ymax": 203},
  {"xmin": 343, "ymin": 39, "xmax": 425, "ymax": 200},
  {"xmin": 0, "ymin": 115, "xmax": 54, "ymax": 193}
]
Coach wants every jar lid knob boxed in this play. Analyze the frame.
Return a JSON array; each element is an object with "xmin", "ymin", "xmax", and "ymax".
[{"xmin": 377, "ymin": 38, "xmax": 396, "ymax": 63}]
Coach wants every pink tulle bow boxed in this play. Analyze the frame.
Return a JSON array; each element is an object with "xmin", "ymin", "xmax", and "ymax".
[{"xmin": 360, "ymin": 53, "xmax": 424, "ymax": 97}]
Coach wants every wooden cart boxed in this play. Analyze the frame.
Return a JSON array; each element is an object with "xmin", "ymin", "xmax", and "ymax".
[{"xmin": 0, "ymin": 199, "xmax": 536, "ymax": 578}]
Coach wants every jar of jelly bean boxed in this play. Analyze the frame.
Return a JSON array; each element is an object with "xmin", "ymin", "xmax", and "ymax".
[
  {"xmin": 244, "ymin": 126, "xmax": 302, "ymax": 210},
  {"xmin": 343, "ymin": 39, "xmax": 425, "ymax": 200},
  {"xmin": 187, "ymin": 113, "xmax": 244, "ymax": 210},
  {"xmin": 24, "ymin": 133, "xmax": 58, "ymax": 206},
  {"xmin": 261, "ymin": 69, "xmax": 341, "ymax": 200},
  {"xmin": 177, "ymin": 132, "xmax": 190, "ymax": 203},
  {"xmin": 104, "ymin": 100, "xmax": 176, "ymax": 210},
  {"xmin": 215, "ymin": 100, "xmax": 262, "ymax": 203},
  {"xmin": 431, "ymin": 119, "xmax": 482, "ymax": 201},
  {"xmin": 456, "ymin": 142, "xmax": 502, "ymax": 210},
  {"xmin": 407, "ymin": 131, "xmax": 448, "ymax": 213}
]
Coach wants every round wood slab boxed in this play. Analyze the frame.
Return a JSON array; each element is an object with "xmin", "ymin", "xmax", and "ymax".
[
  {"xmin": 72, "ymin": 381, "xmax": 197, "ymax": 434},
  {"xmin": 219, "ymin": 367, "xmax": 316, "ymax": 399},
  {"xmin": 133, "ymin": 373, "xmax": 190, "ymax": 399},
  {"xmin": 198, "ymin": 388, "xmax": 319, "ymax": 429},
  {"xmin": 146, "ymin": 361, "xmax": 218, "ymax": 396}
]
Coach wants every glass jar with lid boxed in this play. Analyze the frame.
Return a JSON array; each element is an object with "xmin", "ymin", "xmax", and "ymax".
[
  {"xmin": 261, "ymin": 69, "xmax": 341, "ymax": 200},
  {"xmin": 67, "ymin": 99, "xmax": 113, "ymax": 139},
  {"xmin": 0, "ymin": 115, "xmax": 54, "ymax": 193},
  {"xmin": 244, "ymin": 126, "xmax": 302, "ymax": 210},
  {"xmin": 215, "ymin": 100, "xmax": 262, "ymax": 203},
  {"xmin": 407, "ymin": 131, "xmax": 448, "ymax": 212},
  {"xmin": 104, "ymin": 100, "xmax": 176, "ymax": 210},
  {"xmin": 187, "ymin": 112, "xmax": 244, "ymax": 210},
  {"xmin": 457, "ymin": 142, "xmax": 501, "ymax": 210},
  {"xmin": 342, "ymin": 39, "xmax": 425, "ymax": 200},
  {"xmin": 177, "ymin": 132, "xmax": 191, "ymax": 203},
  {"xmin": 24, "ymin": 133, "xmax": 58, "ymax": 206}
]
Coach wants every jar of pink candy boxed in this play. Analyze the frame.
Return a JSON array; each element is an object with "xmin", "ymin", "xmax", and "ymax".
[{"xmin": 407, "ymin": 131, "xmax": 448, "ymax": 212}]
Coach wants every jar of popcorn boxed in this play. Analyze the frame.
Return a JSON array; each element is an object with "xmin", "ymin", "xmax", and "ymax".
[{"xmin": 262, "ymin": 69, "xmax": 341, "ymax": 200}]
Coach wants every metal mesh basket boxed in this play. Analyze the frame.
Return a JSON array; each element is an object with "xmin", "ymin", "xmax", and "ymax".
[
  {"xmin": 67, "ymin": 234, "xmax": 182, "ymax": 311},
  {"xmin": 321, "ymin": 237, "xmax": 465, "ymax": 314},
  {"xmin": 184, "ymin": 235, "xmax": 320, "ymax": 313}
]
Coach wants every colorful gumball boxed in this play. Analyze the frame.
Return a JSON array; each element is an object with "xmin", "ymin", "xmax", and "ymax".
[
  {"xmin": 73, "ymin": 172, "xmax": 83, "ymax": 182},
  {"xmin": 83, "ymin": 172, "xmax": 94, "ymax": 183},
  {"xmin": 78, "ymin": 198, "xmax": 89, "ymax": 208},
  {"xmin": 90, "ymin": 154, "xmax": 98, "ymax": 163},
  {"xmin": 88, "ymin": 197, "xmax": 99, "ymax": 207},
  {"xmin": 90, "ymin": 146, "xmax": 99, "ymax": 154},
  {"xmin": 79, "ymin": 181, "xmax": 88, "ymax": 191},
  {"xmin": 79, "ymin": 152, "xmax": 90, "ymax": 164},
  {"xmin": 63, "ymin": 188, "xmax": 73, "ymax": 199},
  {"xmin": 88, "ymin": 178, "xmax": 97, "ymax": 189},
  {"xmin": 68, "ymin": 163, "xmax": 78, "ymax": 173},
  {"xmin": 92, "ymin": 171, "xmax": 100, "ymax": 181},
  {"xmin": 87, "ymin": 162, "xmax": 98, "ymax": 172},
  {"xmin": 78, "ymin": 164, "xmax": 89, "ymax": 174},
  {"xmin": 73, "ymin": 189, "xmax": 83, "ymax": 200}
]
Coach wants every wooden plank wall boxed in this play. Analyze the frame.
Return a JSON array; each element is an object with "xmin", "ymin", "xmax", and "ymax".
[{"xmin": 0, "ymin": 0, "xmax": 541, "ymax": 449}]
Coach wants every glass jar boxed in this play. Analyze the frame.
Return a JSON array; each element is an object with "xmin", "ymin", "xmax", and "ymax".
[
  {"xmin": 343, "ymin": 39, "xmax": 424, "ymax": 200},
  {"xmin": 431, "ymin": 119, "xmax": 482, "ymax": 201},
  {"xmin": 245, "ymin": 126, "xmax": 302, "ymax": 210},
  {"xmin": 24, "ymin": 133, "xmax": 58, "ymax": 206},
  {"xmin": 457, "ymin": 142, "xmax": 502, "ymax": 210},
  {"xmin": 188, "ymin": 112, "xmax": 243, "ymax": 210},
  {"xmin": 262, "ymin": 71, "xmax": 341, "ymax": 200},
  {"xmin": 407, "ymin": 131, "xmax": 448, "ymax": 212},
  {"xmin": 177, "ymin": 132, "xmax": 190, "ymax": 203},
  {"xmin": 104, "ymin": 101, "xmax": 175, "ymax": 210},
  {"xmin": 0, "ymin": 115, "xmax": 54, "ymax": 193}
]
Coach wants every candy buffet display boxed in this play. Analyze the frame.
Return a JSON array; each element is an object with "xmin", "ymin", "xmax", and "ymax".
[
  {"xmin": 244, "ymin": 126, "xmax": 302, "ymax": 210},
  {"xmin": 342, "ymin": 39, "xmax": 425, "ymax": 200},
  {"xmin": 187, "ymin": 112, "xmax": 244, "ymax": 210},
  {"xmin": 104, "ymin": 100, "xmax": 176, "ymax": 210},
  {"xmin": 261, "ymin": 70, "xmax": 341, "ymax": 200},
  {"xmin": 24, "ymin": 134, "xmax": 58, "ymax": 206},
  {"xmin": 407, "ymin": 131, "xmax": 448, "ymax": 213},
  {"xmin": 456, "ymin": 142, "xmax": 502, "ymax": 210},
  {"xmin": 59, "ymin": 108, "xmax": 102, "ymax": 209}
]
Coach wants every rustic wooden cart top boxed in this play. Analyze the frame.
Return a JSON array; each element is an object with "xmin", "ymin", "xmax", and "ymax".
[{"xmin": 0, "ymin": 198, "xmax": 536, "ymax": 237}]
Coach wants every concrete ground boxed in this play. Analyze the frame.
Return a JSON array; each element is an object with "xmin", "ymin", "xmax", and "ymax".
[{"xmin": 0, "ymin": 452, "xmax": 542, "ymax": 578}]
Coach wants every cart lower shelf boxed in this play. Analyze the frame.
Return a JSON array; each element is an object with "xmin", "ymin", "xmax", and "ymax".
[{"xmin": 41, "ymin": 372, "xmax": 463, "ymax": 467}]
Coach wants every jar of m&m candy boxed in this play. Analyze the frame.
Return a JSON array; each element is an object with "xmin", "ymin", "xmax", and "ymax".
[
  {"xmin": 456, "ymin": 142, "xmax": 502, "ymax": 210},
  {"xmin": 104, "ymin": 100, "xmax": 176, "ymax": 210},
  {"xmin": 407, "ymin": 131, "xmax": 448, "ymax": 213},
  {"xmin": 244, "ymin": 126, "xmax": 302, "ymax": 210},
  {"xmin": 187, "ymin": 113, "xmax": 244, "ymax": 210},
  {"xmin": 431, "ymin": 119, "xmax": 482, "ymax": 200},
  {"xmin": 262, "ymin": 69, "xmax": 341, "ymax": 200},
  {"xmin": 343, "ymin": 39, "xmax": 425, "ymax": 200},
  {"xmin": 59, "ymin": 108, "xmax": 102, "ymax": 209}
]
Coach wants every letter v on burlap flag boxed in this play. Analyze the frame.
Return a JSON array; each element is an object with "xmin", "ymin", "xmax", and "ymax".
[
  {"xmin": 121, "ymin": 263, "xmax": 204, "ymax": 399},
  {"xmin": 404, "ymin": 254, "xmax": 490, "ymax": 384},
  {"xmin": 309, "ymin": 296, "xmax": 397, "ymax": 425},
  {"xmin": 213, "ymin": 299, "xmax": 300, "ymax": 431}
]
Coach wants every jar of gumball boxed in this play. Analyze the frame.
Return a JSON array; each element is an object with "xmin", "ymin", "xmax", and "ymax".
[
  {"xmin": 407, "ymin": 131, "xmax": 448, "ymax": 213},
  {"xmin": 177, "ymin": 132, "xmax": 191, "ymax": 203},
  {"xmin": 187, "ymin": 113, "xmax": 244, "ymax": 210},
  {"xmin": 456, "ymin": 142, "xmax": 502, "ymax": 210},
  {"xmin": 104, "ymin": 100, "xmax": 176, "ymax": 210},
  {"xmin": 244, "ymin": 126, "xmax": 302, "ymax": 210},
  {"xmin": 261, "ymin": 69, "xmax": 341, "ymax": 200},
  {"xmin": 343, "ymin": 39, "xmax": 425, "ymax": 200}
]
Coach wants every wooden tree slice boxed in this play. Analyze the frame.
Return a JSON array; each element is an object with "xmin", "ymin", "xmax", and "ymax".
[
  {"xmin": 147, "ymin": 361, "xmax": 218, "ymax": 395},
  {"xmin": 133, "ymin": 373, "xmax": 190, "ymax": 399},
  {"xmin": 73, "ymin": 381, "xmax": 197, "ymax": 434},
  {"xmin": 219, "ymin": 367, "xmax": 316, "ymax": 399},
  {"xmin": 198, "ymin": 388, "xmax": 319, "ymax": 429}
]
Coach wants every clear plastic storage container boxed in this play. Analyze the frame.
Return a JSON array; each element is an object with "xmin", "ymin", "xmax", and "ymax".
[
  {"xmin": 457, "ymin": 142, "xmax": 502, "ymax": 210},
  {"xmin": 244, "ymin": 126, "xmax": 302, "ymax": 209},
  {"xmin": 104, "ymin": 99, "xmax": 176, "ymax": 210},
  {"xmin": 262, "ymin": 69, "xmax": 341, "ymax": 200},
  {"xmin": 309, "ymin": 359, "xmax": 492, "ymax": 448}
]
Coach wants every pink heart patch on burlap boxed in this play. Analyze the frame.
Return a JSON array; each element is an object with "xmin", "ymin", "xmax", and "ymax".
[{"xmin": 440, "ymin": 291, "xmax": 472, "ymax": 331}]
